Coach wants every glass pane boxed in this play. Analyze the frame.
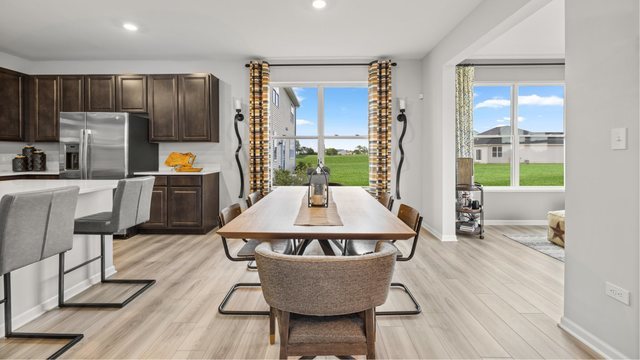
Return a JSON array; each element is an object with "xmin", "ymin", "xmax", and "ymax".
[
  {"xmin": 324, "ymin": 87, "xmax": 368, "ymax": 137},
  {"xmin": 272, "ymin": 138, "xmax": 317, "ymax": 186},
  {"xmin": 519, "ymin": 136, "xmax": 564, "ymax": 186},
  {"xmin": 473, "ymin": 85, "xmax": 512, "ymax": 134},
  {"xmin": 270, "ymin": 87, "xmax": 317, "ymax": 137},
  {"xmin": 473, "ymin": 137, "xmax": 512, "ymax": 186},
  {"xmin": 323, "ymin": 139, "xmax": 369, "ymax": 186}
]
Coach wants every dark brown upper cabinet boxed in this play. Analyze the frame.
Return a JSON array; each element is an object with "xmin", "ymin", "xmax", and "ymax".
[
  {"xmin": 59, "ymin": 76, "xmax": 84, "ymax": 112},
  {"xmin": 0, "ymin": 68, "xmax": 25, "ymax": 141},
  {"xmin": 30, "ymin": 76, "xmax": 60, "ymax": 142},
  {"xmin": 179, "ymin": 74, "xmax": 211, "ymax": 141},
  {"xmin": 148, "ymin": 75, "xmax": 179, "ymax": 141},
  {"xmin": 116, "ymin": 75, "xmax": 147, "ymax": 113},
  {"xmin": 85, "ymin": 75, "xmax": 116, "ymax": 112}
]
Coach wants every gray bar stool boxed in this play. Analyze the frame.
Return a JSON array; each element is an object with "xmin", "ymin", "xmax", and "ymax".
[
  {"xmin": 58, "ymin": 177, "xmax": 156, "ymax": 309},
  {"xmin": 0, "ymin": 186, "xmax": 83, "ymax": 359}
]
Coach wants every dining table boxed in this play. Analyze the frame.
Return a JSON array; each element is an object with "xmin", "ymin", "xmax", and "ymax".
[{"xmin": 216, "ymin": 186, "xmax": 417, "ymax": 256}]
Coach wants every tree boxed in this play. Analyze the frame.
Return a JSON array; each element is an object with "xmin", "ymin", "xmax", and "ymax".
[
  {"xmin": 295, "ymin": 140, "xmax": 301, "ymax": 154},
  {"xmin": 353, "ymin": 145, "xmax": 368, "ymax": 155},
  {"xmin": 325, "ymin": 148, "xmax": 339, "ymax": 156}
]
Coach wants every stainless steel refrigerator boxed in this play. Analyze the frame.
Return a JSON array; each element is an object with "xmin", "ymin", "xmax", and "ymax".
[{"xmin": 59, "ymin": 112, "xmax": 158, "ymax": 179}]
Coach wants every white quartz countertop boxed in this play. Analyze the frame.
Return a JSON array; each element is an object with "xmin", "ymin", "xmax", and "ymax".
[
  {"xmin": 134, "ymin": 165, "xmax": 220, "ymax": 176},
  {"xmin": 0, "ymin": 170, "xmax": 60, "ymax": 177},
  {"xmin": 0, "ymin": 179, "xmax": 118, "ymax": 198}
]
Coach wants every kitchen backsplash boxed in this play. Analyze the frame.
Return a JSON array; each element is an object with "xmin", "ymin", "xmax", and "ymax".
[{"xmin": 0, "ymin": 142, "xmax": 59, "ymax": 172}]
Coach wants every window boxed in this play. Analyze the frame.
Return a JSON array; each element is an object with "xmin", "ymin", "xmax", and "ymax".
[
  {"xmin": 270, "ymin": 85, "xmax": 369, "ymax": 186},
  {"xmin": 272, "ymin": 88, "xmax": 280, "ymax": 108},
  {"xmin": 492, "ymin": 146, "xmax": 502, "ymax": 158},
  {"xmin": 473, "ymin": 83, "xmax": 565, "ymax": 187}
]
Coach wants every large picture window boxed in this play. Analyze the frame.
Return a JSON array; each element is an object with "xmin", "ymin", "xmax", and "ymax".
[
  {"xmin": 473, "ymin": 83, "xmax": 565, "ymax": 187},
  {"xmin": 270, "ymin": 84, "xmax": 369, "ymax": 186}
]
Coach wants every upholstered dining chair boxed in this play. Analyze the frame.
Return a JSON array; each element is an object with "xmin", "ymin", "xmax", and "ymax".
[
  {"xmin": 256, "ymin": 241, "xmax": 396, "ymax": 359},
  {"xmin": 0, "ymin": 186, "xmax": 84, "ymax": 359},
  {"xmin": 217, "ymin": 203, "xmax": 293, "ymax": 316},
  {"xmin": 246, "ymin": 190, "xmax": 263, "ymax": 208},
  {"xmin": 59, "ymin": 177, "xmax": 156, "ymax": 309},
  {"xmin": 345, "ymin": 203, "xmax": 423, "ymax": 315}
]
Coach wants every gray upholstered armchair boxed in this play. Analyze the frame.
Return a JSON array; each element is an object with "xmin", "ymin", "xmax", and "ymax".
[{"xmin": 255, "ymin": 241, "xmax": 397, "ymax": 359}]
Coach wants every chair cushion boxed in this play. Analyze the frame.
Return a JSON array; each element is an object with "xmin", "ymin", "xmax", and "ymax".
[
  {"xmin": 288, "ymin": 313, "xmax": 366, "ymax": 344},
  {"xmin": 237, "ymin": 239, "xmax": 293, "ymax": 258},
  {"xmin": 74, "ymin": 212, "xmax": 116, "ymax": 234},
  {"xmin": 345, "ymin": 240, "xmax": 401, "ymax": 257}
]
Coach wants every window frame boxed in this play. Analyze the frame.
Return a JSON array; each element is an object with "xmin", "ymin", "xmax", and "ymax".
[{"xmin": 473, "ymin": 81, "xmax": 566, "ymax": 190}]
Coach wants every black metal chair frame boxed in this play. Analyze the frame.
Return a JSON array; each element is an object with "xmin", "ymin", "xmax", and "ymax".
[
  {"xmin": 58, "ymin": 234, "xmax": 155, "ymax": 309},
  {"xmin": 2, "ymin": 272, "xmax": 83, "ymax": 359}
]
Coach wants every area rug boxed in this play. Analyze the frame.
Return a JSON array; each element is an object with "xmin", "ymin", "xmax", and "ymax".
[{"xmin": 503, "ymin": 234, "xmax": 565, "ymax": 262}]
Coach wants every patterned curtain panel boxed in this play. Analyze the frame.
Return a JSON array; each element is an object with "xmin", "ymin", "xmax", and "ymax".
[
  {"xmin": 249, "ymin": 61, "xmax": 271, "ymax": 195},
  {"xmin": 368, "ymin": 60, "xmax": 393, "ymax": 198},
  {"xmin": 455, "ymin": 66, "xmax": 475, "ymax": 158}
]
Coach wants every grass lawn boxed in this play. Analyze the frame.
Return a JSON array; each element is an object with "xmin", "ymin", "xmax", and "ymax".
[
  {"xmin": 474, "ymin": 163, "xmax": 564, "ymax": 186},
  {"xmin": 297, "ymin": 154, "xmax": 369, "ymax": 186}
]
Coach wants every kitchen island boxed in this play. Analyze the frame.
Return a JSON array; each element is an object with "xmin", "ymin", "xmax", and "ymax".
[{"xmin": 0, "ymin": 179, "xmax": 119, "ymax": 333}]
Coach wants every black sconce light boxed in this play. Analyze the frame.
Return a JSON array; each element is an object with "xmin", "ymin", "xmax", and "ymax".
[
  {"xmin": 234, "ymin": 99, "xmax": 245, "ymax": 198},
  {"xmin": 396, "ymin": 98, "xmax": 407, "ymax": 200}
]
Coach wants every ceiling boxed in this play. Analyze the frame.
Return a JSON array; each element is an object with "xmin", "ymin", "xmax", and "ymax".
[
  {"xmin": 472, "ymin": 0, "xmax": 564, "ymax": 59},
  {"xmin": 0, "ymin": 0, "xmax": 482, "ymax": 61}
]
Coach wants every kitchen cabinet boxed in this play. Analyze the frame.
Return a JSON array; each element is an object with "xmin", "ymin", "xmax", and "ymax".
[
  {"xmin": 0, "ymin": 68, "xmax": 25, "ymax": 141},
  {"xmin": 85, "ymin": 75, "xmax": 116, "ymax": 111},
  {"xmin": 179, "ymin": 73, "xmax": 219, "ymax": 141},
  {"xmin": 137, "ymin": 173, "xmax": 219, "ymax": 234},
  {"xmin": 30, "ymin": 75, "xmax": 60, "ymax": 141},
  {"xmin": 116, "ymin": 75, "xmax": 147, "ymax": 113},
  {"xmin": 148, "ymin": 75, "xmax": 179, "ymax": 141},
  {"xmin": 59, "ymin": 76, "xmax": 84, "ymax": 112}
]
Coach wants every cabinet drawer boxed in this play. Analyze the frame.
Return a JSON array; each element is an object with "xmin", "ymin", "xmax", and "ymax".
[
  {"xmin": 154, "ymin": 176, "xmax": 168, "ymax": 186},
  {"xmin": 169, "ymin": 176, "xmax": 201, "ymax": 187}
]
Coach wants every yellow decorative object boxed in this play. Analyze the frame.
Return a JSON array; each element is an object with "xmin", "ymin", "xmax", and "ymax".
[{"xmin": 164, "ymin": 152, "xmax": 202, "ymax": 172}]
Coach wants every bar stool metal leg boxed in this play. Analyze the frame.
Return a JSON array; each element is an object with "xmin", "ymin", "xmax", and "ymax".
[
  {"xmin": 3, "ymin": 273, "xmax": 83, "ymax": 359},
  {"xmin": 58, "ymin": 235, "xmax": 155, "ymax": 309},
  {"xmin": 376, "ymin": 282, "xmax": 422, "ymax": 316}
]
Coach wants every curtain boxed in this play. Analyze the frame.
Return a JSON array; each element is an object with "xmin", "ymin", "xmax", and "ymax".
[
  {"xmin": 455, "ymin": 66, "xmax": 475, "ymax": 158},
  {"xmin": 249, "ymin": 61, "xmax": 271, "ymax": 195},
  {"xmin": 368, "ymin": 60, "xmax": 393, "ymax": 198}
]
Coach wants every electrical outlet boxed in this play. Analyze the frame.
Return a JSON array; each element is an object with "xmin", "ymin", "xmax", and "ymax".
[{"xmin": 605, "ymin": 282, "xmax": 630, "ymax": 305}]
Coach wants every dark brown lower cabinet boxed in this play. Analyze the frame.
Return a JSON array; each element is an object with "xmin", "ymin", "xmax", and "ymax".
[
  {"xmin": 0, "ymin": 175, "xmax": 60, "ymax": 181},
  {"xmin": 138, "ymin": 173, "xmax": 219, "ymax": 234}
]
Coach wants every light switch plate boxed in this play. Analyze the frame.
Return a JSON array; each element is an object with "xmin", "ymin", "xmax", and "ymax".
[{"xmin": 611, "ymin": 128, "xmax": 628, "ymax": 150}]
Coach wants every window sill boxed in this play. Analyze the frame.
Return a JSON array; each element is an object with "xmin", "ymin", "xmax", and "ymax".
[{"xmin": 483, "ymin": 186, "xmax": 565, "ymax": 193}]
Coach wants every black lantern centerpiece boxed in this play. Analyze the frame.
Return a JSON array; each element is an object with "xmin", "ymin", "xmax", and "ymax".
[{"xmin": 307, "ymin": 161, "xmax": 330, "ymax": 207}]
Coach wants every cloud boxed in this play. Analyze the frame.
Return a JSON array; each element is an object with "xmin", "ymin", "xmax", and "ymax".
[
  {"xmin": 296, "ymin": 119, "xmax": 313, "ymax": 126},
  {"xmin": 496, "ymin": 116, "xmax": 525, "ymax": 123},
  {"xmin": 292, "ymin": 87, "xmax": 305, "ymax": 103},
  {"xmin": 518, "ymin": 94, "xmax": 563, "ymax": 106},
  {"xmin": 475, "ymin": 98, "xmax": 510, "ymax": 109}
]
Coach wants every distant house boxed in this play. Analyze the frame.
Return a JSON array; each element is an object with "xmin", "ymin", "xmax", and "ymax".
[
  {"xmin": 270, "ymin": 87, "xmax": 300, "ymax": 171},
  {"xmin": 474, "ymin": 126, "xmax": 563, "ymax": 164}
]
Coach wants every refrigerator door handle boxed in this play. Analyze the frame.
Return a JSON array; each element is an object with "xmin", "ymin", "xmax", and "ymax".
[
  {"xmin": 79, "ymin": 129, "xmax": 86, "ymax": 179},
  {"xmin": 85, "ymin": 129, "xmax": 92, "ymax": 179}
]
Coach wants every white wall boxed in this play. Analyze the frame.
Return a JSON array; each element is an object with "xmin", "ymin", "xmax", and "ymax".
[{"xmin": 561, "ymin": 0, "xmax": 639, "ymax": 358}]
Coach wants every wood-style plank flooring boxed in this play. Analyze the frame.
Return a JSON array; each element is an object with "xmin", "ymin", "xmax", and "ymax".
[{"xmin": 0, "ymin": 226, "xmax": 597, "ymax": 359}]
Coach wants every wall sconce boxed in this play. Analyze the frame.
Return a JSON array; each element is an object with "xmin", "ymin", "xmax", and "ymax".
[
  {"xmin": 234, "ymin": 99, "xmax": 245, "ymax": 198},
  {"xmin": 396, "ymin": 98, "xmax": 407, "ymax": 200}
]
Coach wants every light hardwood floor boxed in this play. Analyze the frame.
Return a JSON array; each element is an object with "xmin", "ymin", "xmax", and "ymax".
[{"xmin": 0, "ymin": 226, "xmax": 597, "ymax": 359}]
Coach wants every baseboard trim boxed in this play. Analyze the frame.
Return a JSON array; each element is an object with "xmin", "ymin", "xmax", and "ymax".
[
  {"xmin": 421, "ymin": 223, "xmax": 458, "ymax": 242},
  {"xmin": 559, "ymin": 316, "xmax": 629, "ymax": 359},
  {"xmin": 485, "ymin": 219, "xmax": 547, "ymax": 226},
  {"xmin": 1, "ymin": 266, "xmax": 116, "ymax": 337}
]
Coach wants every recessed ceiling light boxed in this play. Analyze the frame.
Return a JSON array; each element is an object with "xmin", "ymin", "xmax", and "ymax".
[
  {"xmin": 312, "ymin": 0, "xmax": 326, "ymax": 9},
  {"xmin": 122, "ymin": 23, "xmax": 138, "ymax": 32}
]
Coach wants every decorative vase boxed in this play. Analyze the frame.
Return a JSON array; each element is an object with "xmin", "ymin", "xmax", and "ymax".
[
  {"xmin": 12, "ymin": 155, "xmax": 26, "ymax": 172},
  {"xmin": 32, "ymin": 150, "xmax": 47, "ymax": 171}
]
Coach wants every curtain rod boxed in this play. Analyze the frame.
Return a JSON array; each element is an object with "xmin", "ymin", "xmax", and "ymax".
[
  {"xmin": 460, "ymin": 62, "xmax": 565, "ymax": 67},
  {"xmin": 244, "ymin": 62, "xmax": 397, "ymax": 68}
]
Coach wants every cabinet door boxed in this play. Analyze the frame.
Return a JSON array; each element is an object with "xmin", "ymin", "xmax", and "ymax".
[
  {"xmin": 116, "ymin": 75, "xmax": 147, "ymax": 112},
  {"xmin": 0, "ymin": 68, "xmax": 24, "ymax": 141},
  {"xmin": 85, "ymin": 75, "xmax": 116, "ymax": 111},
  {"xmin": 59, "ymin": 76, "xmax": 84, "ymax": 112},
  {"xmin": 139, "ymin": 186, "xmax": 168, "ymax": 228},
  {"xmin": 168, "ymin": 186, "xmax": 202, "ymax": 227},
  {"xmin": 31, "ymin": 76, "xmax": 60, "ymax": 141},
  {"xmin": 209, "ymin": 75, "xmax": 220, "ymax": 142},
  {"xmin": 148, "ymin": 75, "xmax": 179, "ymax": 141},
  {"xmin": 179, "ymin": 74, "xmax": 210, "ymax": 141}
]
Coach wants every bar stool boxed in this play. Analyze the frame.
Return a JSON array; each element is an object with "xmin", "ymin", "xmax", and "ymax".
[
  {"xmin": 58, "ymin": 177, "xmax": 156, "ymax": 309},
  {"xmin": 0, "ymin": 186, "xmax": 83, "ymax": 359}
]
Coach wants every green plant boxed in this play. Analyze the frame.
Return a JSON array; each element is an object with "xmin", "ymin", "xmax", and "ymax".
[{"xmin": 273, "ymin": 168, "xmax": 307, "ymax": 186}]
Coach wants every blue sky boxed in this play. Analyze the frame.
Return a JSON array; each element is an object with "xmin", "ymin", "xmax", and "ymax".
[
  {"xmin": 293, "ymin": 87, "xmax": 368, "ymax": 151},
  {"xmin": 473, "ymin": 85, "xmax": 564, "ymax": 134}
]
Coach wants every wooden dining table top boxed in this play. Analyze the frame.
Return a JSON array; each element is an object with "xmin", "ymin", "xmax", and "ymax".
[{"xmin": 217, "ymin": 186, "xmax": 417, "ymax": 240}]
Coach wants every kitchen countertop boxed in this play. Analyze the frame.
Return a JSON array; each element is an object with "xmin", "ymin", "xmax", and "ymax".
[
  {"xmin": 0, "ymin": 170, "xmax": 60, "ymax": 177},
  {"xmin": 134, "ymin": 165, "xmax": 221, "ymax": 176},
  {"xmin": 0, "ymin": 179, "xmax": 118, "ymax": 198}
]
